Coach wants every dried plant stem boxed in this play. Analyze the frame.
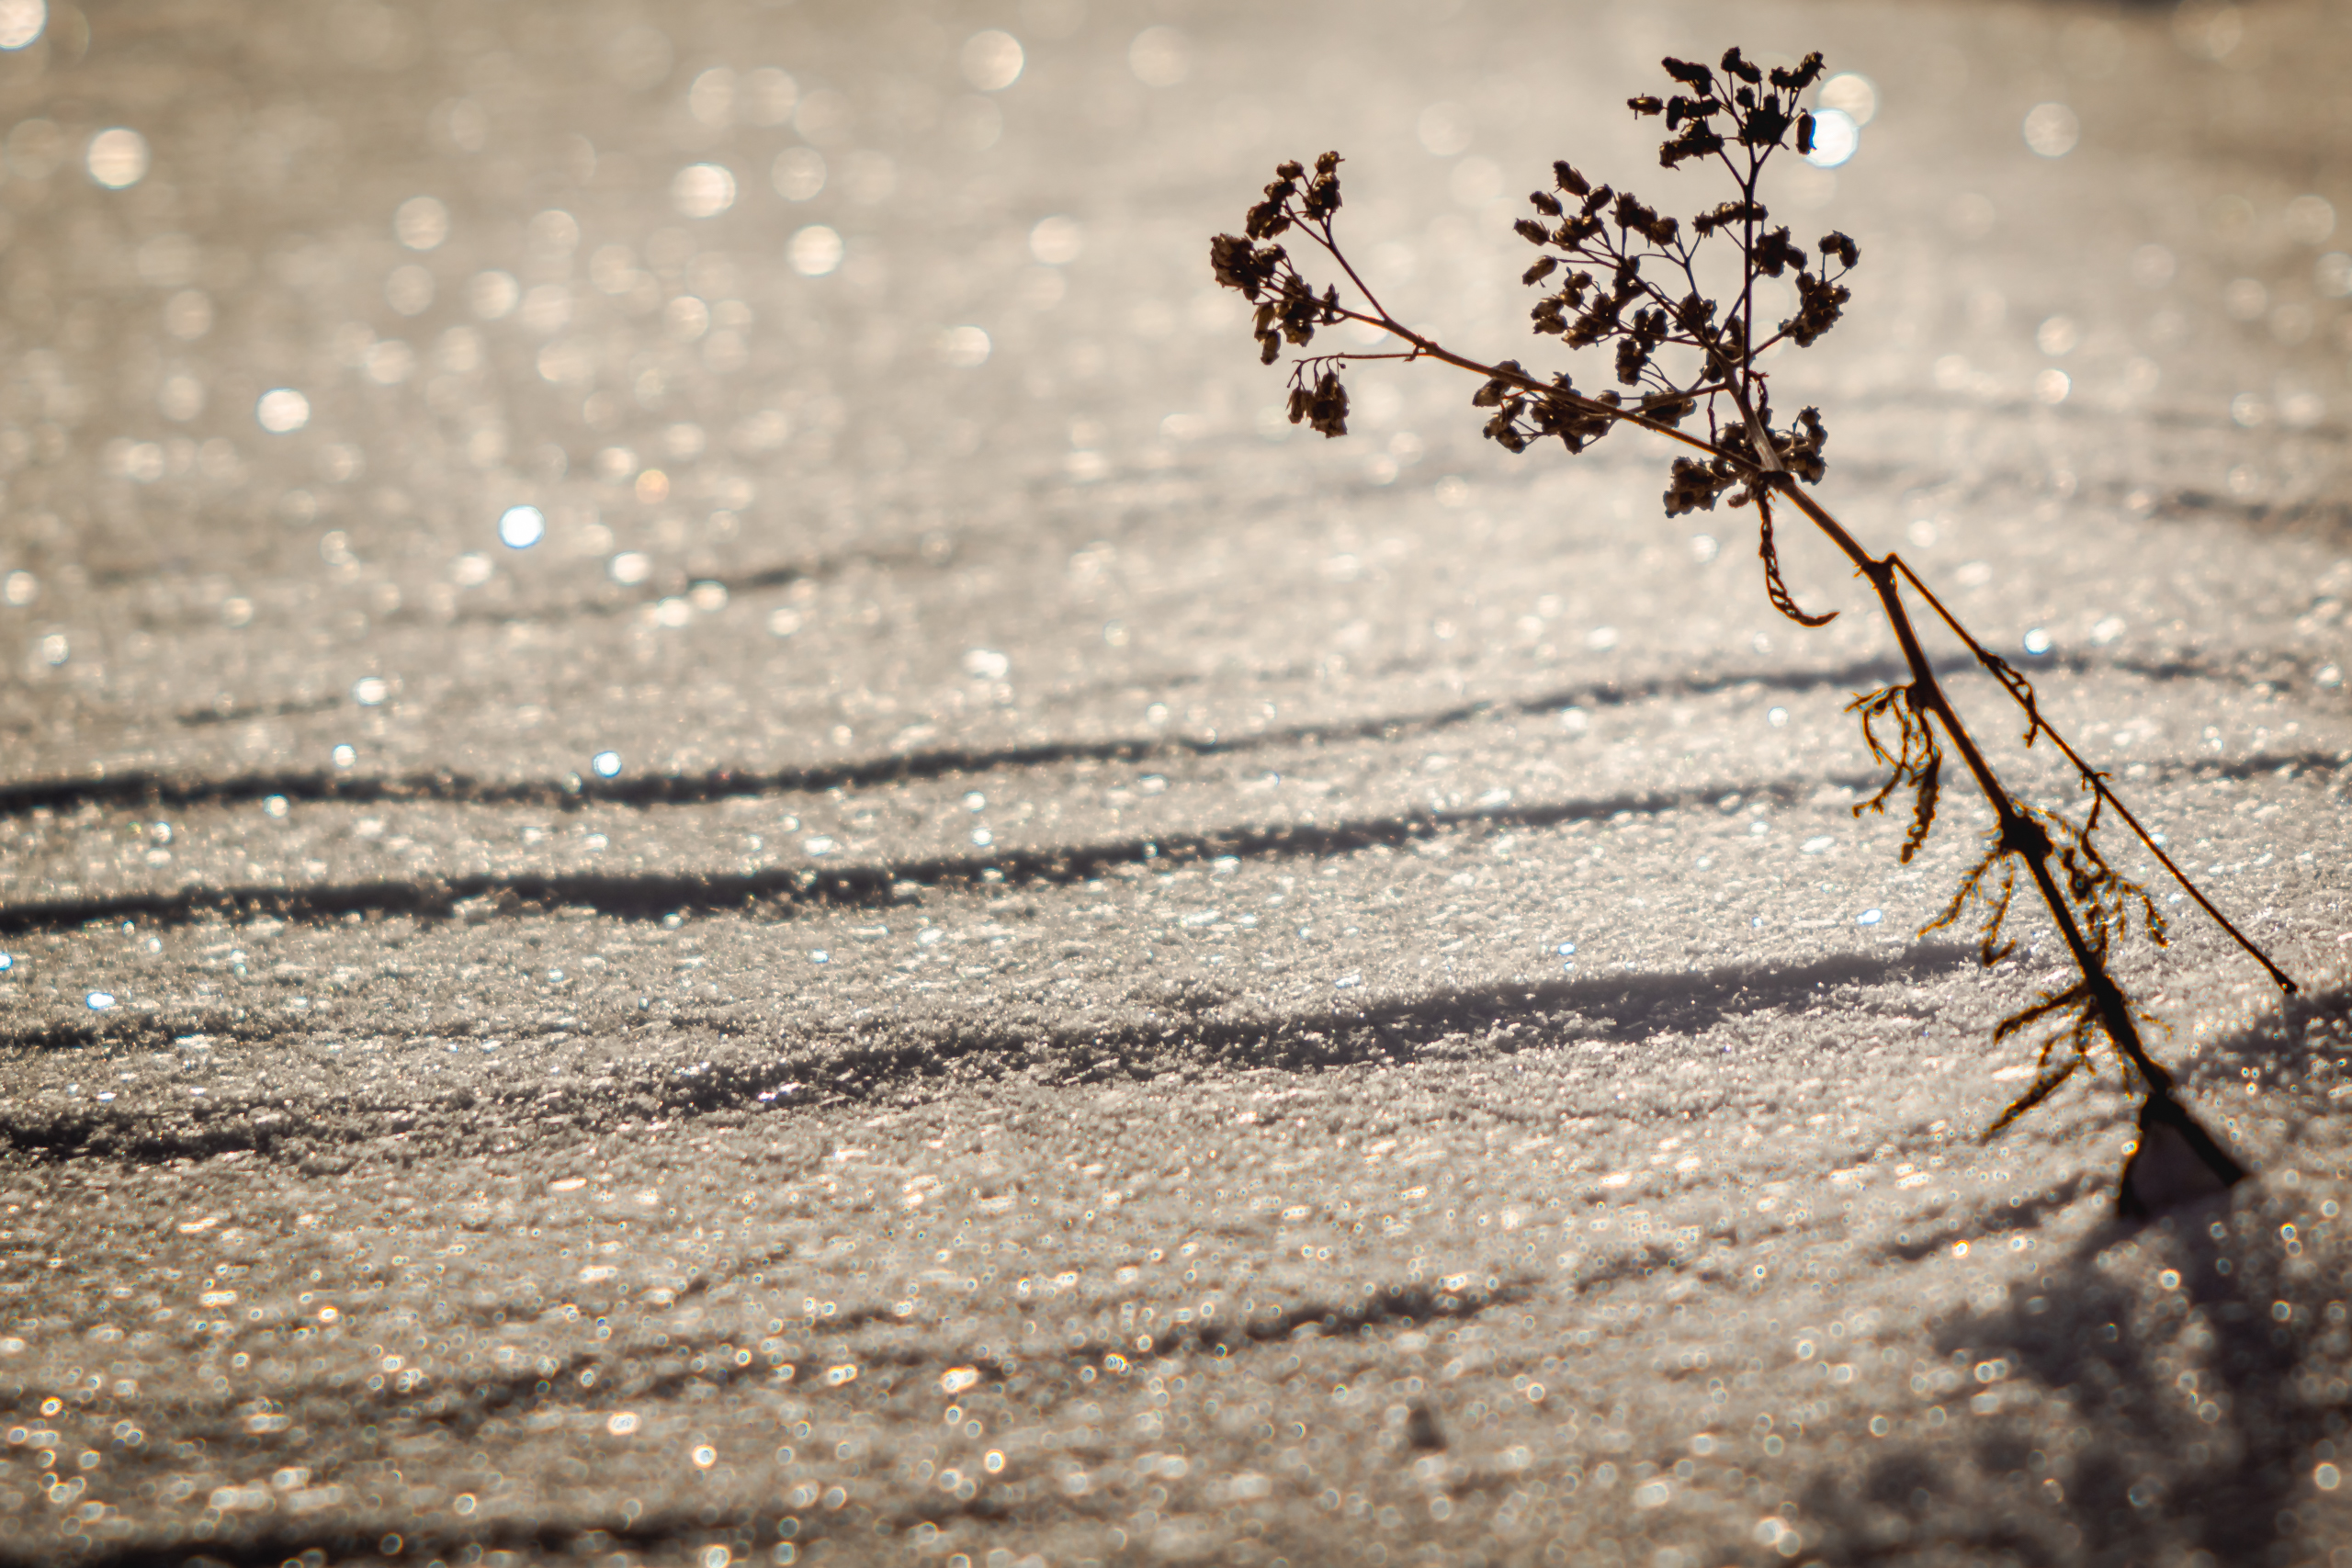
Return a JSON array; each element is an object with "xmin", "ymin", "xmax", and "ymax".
[
  {"xmin": 1211, "ymin": 49, "xmax": 2298, "ymax": 1207},
  {"xmin": 1315, "ymin": 294, "xmax": 2287, "ymax": 1008},
  {"xmin": 1786, "ymin": 485, "xmax": 2173, "ymax": 1093},
  {"xmin": 1313, "ymin": 279, "xmax": 2287, "ymax": 1046},
  {"xmin": 1887, "ymin": 555, "xmax": 2299, "ymax": 996},
  {"xmin": 1341, "ymin": 305, "xmax": 2252, "ymax": 1093}
]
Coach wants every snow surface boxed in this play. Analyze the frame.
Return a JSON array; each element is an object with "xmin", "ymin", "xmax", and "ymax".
[{"xmin": 2, "ymin": 1, "xmax": 2351, "ymax": 1564}]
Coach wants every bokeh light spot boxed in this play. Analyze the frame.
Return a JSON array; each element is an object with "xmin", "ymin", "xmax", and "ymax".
[
  {"xmin": 498, "ymin": 505, "xmax": 546, "ymax": 549},
  {"xmin": 672, "ymin": 163, "xmax": 737, "ymax": 219},
  {"xmin": 0, "ymin": 1, "xmax": 44, "ymax": 51},
  {"xmin": 961, "ymin": 29, "xmax": 1024, "ymax": 92},
  {"xmin": 85, "ymin": 127, "xmax": 148, "ymax": 188},
  {"xmin": 1029, "ymin": 215, "xmax": 1083, "ymax": 265},
  {"xmin": 773, "ymin": 146, "xmax": 824, "ymax": 201},
  {"xmin": 394, "ymin": 196, "xmax": 448, "ymax": 250},
  {"xmin": 788, "ymin": 225, "xmax": 842, "ymax": 277},
  {"xmin": 687, "ymin": 67, "xmax": 735, "ymax": 128},
  {"xmin": 2023, "ymin": 102, "xmax": 2079, "ymax": 158},
  {"xmin": 2285, "ymin": 194, "xmax": 2336, "ymax": 246},
  {"xmin": 255, "ymin": 389, "xmax": 311, "ymax": 434},
  {"xmin": 1129, "ymin": 26, "xmax": 1190, "ymax": 87},
  {"xmin": 1817, "ymin": 73, "xmax": 1877, "ymax": 127}
]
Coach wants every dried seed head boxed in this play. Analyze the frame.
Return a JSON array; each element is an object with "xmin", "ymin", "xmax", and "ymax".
[
  {"xmin": 1304, "ymin": 152, "xmax": 1343, "ymax": 220},
  {"xmin": 1769, "ymin": 52, "xmax": 1826, "ymax": 91},
  {"xmin": 1290, "ymin": 368, "xmax": 1350, "ymax": 438}
]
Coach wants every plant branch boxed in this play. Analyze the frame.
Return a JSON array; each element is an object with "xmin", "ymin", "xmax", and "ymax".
[
  {"xmin": 1888, "ymin": 556, "xmax": 2300, "ymax": 993},
  {"xmin": 1209, "ymin": 47, "xmax": 2296, "ymax": 1198}
]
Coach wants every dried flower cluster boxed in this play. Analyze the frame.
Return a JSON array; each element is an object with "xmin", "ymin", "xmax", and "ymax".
[{"xmin": 1209, "ymin": 48, "xmax": 2298, "ymax": 1213}]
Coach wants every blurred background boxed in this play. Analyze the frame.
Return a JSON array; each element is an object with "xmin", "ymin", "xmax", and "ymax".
[{"xmin": 0, "ymin": 0, "xmax": 2345, "ymax": 798}]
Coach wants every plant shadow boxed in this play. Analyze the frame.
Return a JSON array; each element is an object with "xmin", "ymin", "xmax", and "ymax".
[{"xmin": 1793, "ymin": 983, "xmax": 2352, "ymax": 1566}]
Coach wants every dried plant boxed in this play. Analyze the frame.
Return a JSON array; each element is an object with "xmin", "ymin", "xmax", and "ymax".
[{"xmin": 1209, "ymin": 48, "xmax": 2298, "ymax": 1213}]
